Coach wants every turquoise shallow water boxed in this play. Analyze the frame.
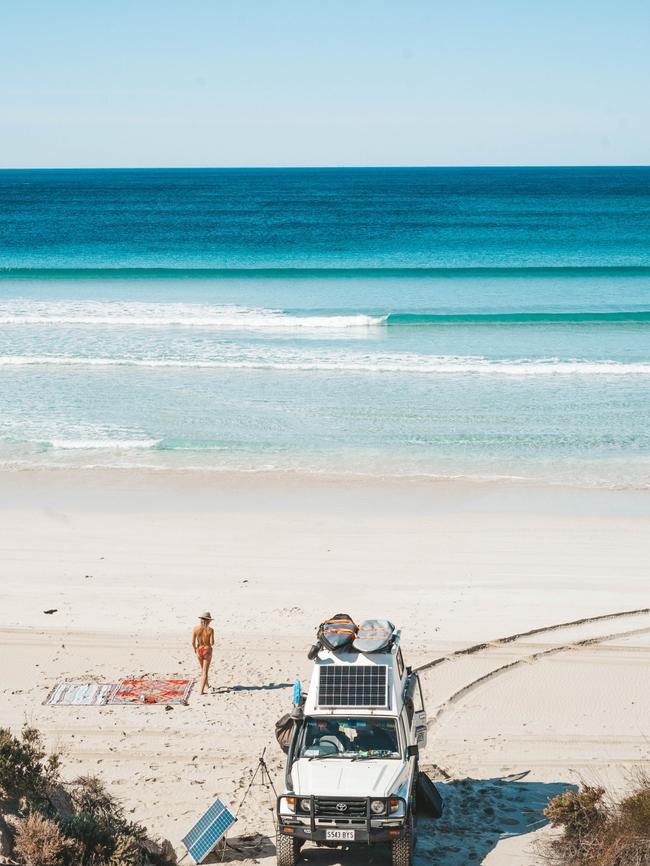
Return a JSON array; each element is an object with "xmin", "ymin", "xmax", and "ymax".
[{"xmin": 1, "ymin": 168, "xmax": 649, "ymax": 486}]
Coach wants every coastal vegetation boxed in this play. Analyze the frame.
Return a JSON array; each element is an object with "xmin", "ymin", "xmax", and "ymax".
[
  {"xmin": 544, "ymin": 776, "xmax": 650, "ymax": 865},
  {"xmin": 0, "ymin": 726, "xmax": 176, "ymax": 866}
]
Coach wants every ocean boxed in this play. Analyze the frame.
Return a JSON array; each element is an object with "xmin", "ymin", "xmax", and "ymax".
[{"xmin": 1, "ymin": 167, "xmax": 649, "ymax": 486}]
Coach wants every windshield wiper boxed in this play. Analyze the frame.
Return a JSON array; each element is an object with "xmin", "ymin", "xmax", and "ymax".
[{"xmin": 307, "ymin": 754, "xmax": 342, "ymax": 761}]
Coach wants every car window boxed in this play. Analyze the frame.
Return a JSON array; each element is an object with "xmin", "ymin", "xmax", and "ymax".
[
  {"xmin": 299, "ymin": 717, "xmax": 400, "ymax": 759},
  {"xmin": 414, "ymin": 675, "xmax": 424, "ymax": 713}
]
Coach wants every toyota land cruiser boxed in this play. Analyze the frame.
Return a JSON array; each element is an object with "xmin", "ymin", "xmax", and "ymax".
[{"xmin": 276, "ymin": 627, "xmax": 427, "ymax": 866}]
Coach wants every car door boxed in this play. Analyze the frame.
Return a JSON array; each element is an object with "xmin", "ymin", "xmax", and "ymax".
[{"xmin": 413, "ymin": 673, "xmax": 427, "ymax": 748}]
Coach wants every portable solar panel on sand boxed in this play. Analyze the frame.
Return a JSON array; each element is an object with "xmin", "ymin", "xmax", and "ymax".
[{"xmin": 182, "ymin": 799, "xmax": 236, "ymax": 864}]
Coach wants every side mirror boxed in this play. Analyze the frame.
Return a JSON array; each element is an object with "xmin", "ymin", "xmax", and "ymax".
[{"xmin": 407, "ymin": 745, "xmax": 419, "ymax": 759}]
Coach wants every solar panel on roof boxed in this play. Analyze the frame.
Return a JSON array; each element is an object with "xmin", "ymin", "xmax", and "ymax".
[
  {"xmin": 182, "ymin": 798, "xmax": 236, "ymax": 864},
  {"xmin": 318, "ymin": 665, "xmax": 388, "ymax": 707}
]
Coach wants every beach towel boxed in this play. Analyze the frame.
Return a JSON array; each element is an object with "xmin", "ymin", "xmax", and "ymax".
[
  {"xmin": 109, "ymin": 678, "xmax": 194, "ymax": 705},
  {"xmin": 44, "ymin": 682, "xmax": 117, "ymax": 706}
]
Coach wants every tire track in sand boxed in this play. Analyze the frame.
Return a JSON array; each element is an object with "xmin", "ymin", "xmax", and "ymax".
[
  {"xmin": 415, "ymin": 607, "xmax": 650, "ymax": 675},
  {"xmin": 421, "ymin": 616, "xmax": 650, "ymax": 726}
]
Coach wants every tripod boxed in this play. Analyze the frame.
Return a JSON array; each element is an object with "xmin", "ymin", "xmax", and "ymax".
[{"xmin": 237, "ymin": 748, "xmax": 278, "ymax": 811}]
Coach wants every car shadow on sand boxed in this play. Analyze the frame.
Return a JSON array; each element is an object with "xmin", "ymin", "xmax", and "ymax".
[
  {"xmin": 214, "ymin": 682, "xmax": 293, "ymax": 693},
  {"xmin": 294, "ymin": 773, "xmax": 575, "ymax": 866},
  {"xmin": 415, "ymin": 774, "xmax": 576, "ymax": 865}
]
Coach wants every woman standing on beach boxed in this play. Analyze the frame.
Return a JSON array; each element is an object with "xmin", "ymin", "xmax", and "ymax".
[{"xmin": 192, "ymin": 612, "xmax": 214, "ymax": 695}]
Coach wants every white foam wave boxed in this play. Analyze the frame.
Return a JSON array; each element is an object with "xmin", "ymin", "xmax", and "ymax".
[
  {"xmin": 47, "ymin": 438, "xmax": 160, "ymax": 450},
  {"xmin": 2, "ymin": 354, "xmax": 649, "ymax": 376},
  {"xmin": 0, "ymin": 301, "xmax": 385, "ymax": 331}
]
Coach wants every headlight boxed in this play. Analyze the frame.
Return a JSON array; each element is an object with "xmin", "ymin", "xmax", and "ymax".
[
  {"xmin": 370, "ymin": 799, "xmax": 385, "ymax": 815},
  {"xmin": 299, "ymin": 798, "xmax": 311, "ymax": 812}
]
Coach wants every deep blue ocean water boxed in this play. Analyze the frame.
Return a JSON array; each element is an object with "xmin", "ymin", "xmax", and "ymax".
[{"xmin": 1, "ymin": 167, "xmax": 649, "ymax": 485}]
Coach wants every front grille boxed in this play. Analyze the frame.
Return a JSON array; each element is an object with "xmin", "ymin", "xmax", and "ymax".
[{"xmin": 314, "ymin": 798, "xmax": 367, "ymax": 817}]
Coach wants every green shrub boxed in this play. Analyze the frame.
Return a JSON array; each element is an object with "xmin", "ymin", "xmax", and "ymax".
[
  {"xmin": 109, "ymin": 833, "xmax": 143, "ymax": 866},
  {"xmin": 619, "ymin": 785, "xmax": 650, "ymax": 838},
  {"xmin": 70, "ymin": 775, "xmax": 128, "ymax": 828},
  {"xmin": 58, "ymin": 811, "xmax": 114, "ymax": 864},
  {"xmin": 0, "ymin": 726, "xmax": 60, "ymax": 811}
]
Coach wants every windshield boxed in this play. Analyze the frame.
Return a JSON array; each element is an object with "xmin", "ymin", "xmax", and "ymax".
[{"xmin": 298, "ymin": 717, "xmax": 400, "ymax": 759}]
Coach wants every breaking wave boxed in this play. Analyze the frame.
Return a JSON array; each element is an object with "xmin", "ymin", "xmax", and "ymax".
[
  {"xmin": 48, "ymin": 438, "xmax": 161, "ymax": 450},
  {"xmin": 2, "ymin": 354, "xmax": 649, "ymax": 376},
  {"xmin": 0, "ymin": 301, "xmax": 385, "ymax": 330},
  {"xmin": 1, "ymin": 300, "xmax": 649, "ymax": 330}
]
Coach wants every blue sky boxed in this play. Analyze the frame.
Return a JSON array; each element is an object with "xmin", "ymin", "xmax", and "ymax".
[{"xmin": 2, "ymin": 0, "xmax": 649, "ymax": 167}]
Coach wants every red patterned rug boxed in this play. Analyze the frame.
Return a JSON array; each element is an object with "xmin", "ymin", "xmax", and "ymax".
[{"xmin": 109, "ymin": 678, "xmax": 194, "ymax": 705}]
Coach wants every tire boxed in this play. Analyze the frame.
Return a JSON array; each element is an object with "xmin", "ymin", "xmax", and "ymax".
[
  {"xmin": 391, "ymin": 812, "xmax": 414, "ymax": 866},
  {"xmin": 276, "ymin": 831, "xmax": 302, "ymax": 866},
  {"xmin": 416, "ymin": 771, "xmax": 444, "ymax": 819}
]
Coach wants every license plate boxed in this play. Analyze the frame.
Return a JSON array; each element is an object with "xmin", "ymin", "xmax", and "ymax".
[{"xmin": 325, "ymin": 829, "xmax": 355, "ymax": 841}]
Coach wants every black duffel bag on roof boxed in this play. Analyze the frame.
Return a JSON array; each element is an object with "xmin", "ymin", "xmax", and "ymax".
[{"xmin": 318, "ymin": 613, "xmax": 357, "ymax": 652}]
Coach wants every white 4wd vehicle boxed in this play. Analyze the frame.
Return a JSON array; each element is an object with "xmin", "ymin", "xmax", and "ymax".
[{"xmin": 276, "ymin": 629, "xmax": 427, "ymax": 866}]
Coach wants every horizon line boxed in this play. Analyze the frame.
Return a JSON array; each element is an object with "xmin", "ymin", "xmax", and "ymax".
[{"xmin": 1, "ymin": 163, "xmax": 650, "ymax": 172}]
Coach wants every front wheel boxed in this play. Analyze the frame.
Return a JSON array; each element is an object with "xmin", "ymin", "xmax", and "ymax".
[
  {"xmin": 276, "ymin": 831, "xmax": 302, "ymax": 866},
  {"xmin": 391, "ymin": 813, "xmax": 414, "ymax": 866}
]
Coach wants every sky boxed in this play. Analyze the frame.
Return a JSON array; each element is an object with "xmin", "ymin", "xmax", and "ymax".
[{"xmin": 1, "ymin": 0, "xmax": 649, "ymax": 168}]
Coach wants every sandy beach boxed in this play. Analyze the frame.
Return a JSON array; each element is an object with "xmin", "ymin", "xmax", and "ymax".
[{"xmin": 1, "ymin": 469, "xmax": 649, "ymax": 864}]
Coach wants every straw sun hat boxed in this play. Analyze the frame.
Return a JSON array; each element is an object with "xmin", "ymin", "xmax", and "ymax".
[{"xmin": 199, "ymin": 611, "xmax": 213, "ymax": 621}]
